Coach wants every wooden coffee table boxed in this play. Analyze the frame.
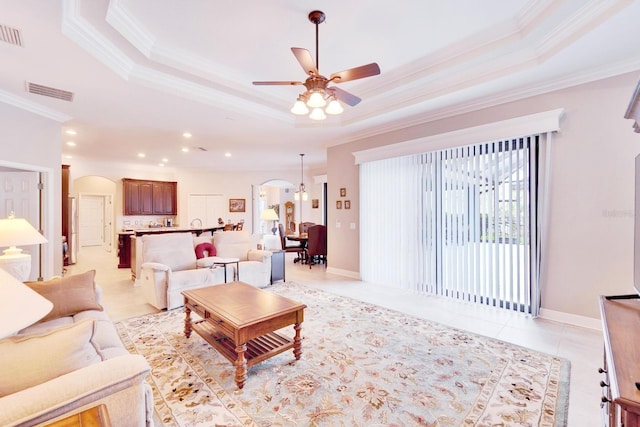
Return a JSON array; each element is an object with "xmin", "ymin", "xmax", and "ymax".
[{"xmin": 182, "ymin": 281, "xmax": 306, "ymax": 389}]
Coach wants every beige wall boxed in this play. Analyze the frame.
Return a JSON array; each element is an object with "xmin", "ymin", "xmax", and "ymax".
[
  {"xmin": 328, "ymin": 71, "xmax": 640, "ymax": 319},
  {"xmin": 0, "ymin": 102, "xmax": 62, "ymax": 278}
]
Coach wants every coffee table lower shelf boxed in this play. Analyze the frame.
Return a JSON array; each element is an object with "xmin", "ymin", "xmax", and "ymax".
[{"xmin": 192, "ymin": 320, "xmax": 294, "ymax": 367}]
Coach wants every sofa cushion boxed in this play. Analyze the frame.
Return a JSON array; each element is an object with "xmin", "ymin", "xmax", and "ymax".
[
  {"xmin": 142, "ymin": 232, "xmax": 197, "ymax": 271},
  {"xmin": 213, "ymin": 230, "xmax": 251, "ymax": 260},
  {"xmin": 0, "ymin": 319, "xmax": 102, "ymax": 397},
  {"xmin": 25, "ymin": 270, "xmax": 103, "ymax": 324}
]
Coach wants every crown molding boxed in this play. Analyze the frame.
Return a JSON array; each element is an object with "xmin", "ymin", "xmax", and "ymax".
[
  {"xmin": 335, "ymin": 56, "xmax": 640, "ymax": 147},
  {"xmin": 0, "ymin": 89, "xmax": 71, "ymax": 122},
  {"xmin": 63, "ymin": 0, "xmax": 292, "ymax": 123}
]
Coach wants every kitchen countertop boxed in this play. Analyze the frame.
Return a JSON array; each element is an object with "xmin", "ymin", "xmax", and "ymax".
[{"xmin": 119, "ymin": 226, "xmax": 224, "ymax": 236}]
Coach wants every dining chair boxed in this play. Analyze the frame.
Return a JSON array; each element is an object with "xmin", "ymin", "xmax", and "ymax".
[
  {"xmin": 235, "ymin": 222, "xmax": 243, "ymax": 231},
  {"xmin": 278, "ymin": 224, "xmax": 303, "ymax": 254},
  {"xmin": 299, "ymin": 221, "xmax": 316, "ymax": 235},
  {"xmin": 223, "ymin": 223, "xmax": 234, "ymax": 231},
  {"xmin": 305, "ymin": 224, "xmax": 327, "ymax": 268}
]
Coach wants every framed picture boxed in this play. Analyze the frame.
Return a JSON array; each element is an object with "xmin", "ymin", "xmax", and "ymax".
[
  {"xmin": 312, "ymin": 199, "xmax": 319, "ymax": 209},
  {"xmin": 336, "ymin": 200, "xmax": 342, "ymax": 209},
  {"xmin": 229, "ymin": 198, "xmax": 246, "ymax": 212},
  {"xmin": 340, "ymin": 187, "xmax": 347, "ymax": 197},
  {"xmin": 344, "ymin": 200, "xmax": 351, "ymax": 209}
]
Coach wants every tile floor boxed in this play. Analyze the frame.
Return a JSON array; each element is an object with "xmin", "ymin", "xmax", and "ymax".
[{"xmin": 66, "ymin": 245, "xmax": 604, "ymax": 426}]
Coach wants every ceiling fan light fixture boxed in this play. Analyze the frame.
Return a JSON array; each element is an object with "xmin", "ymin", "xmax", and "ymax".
[
  {"xmin": 325, "ymin": 99, "xmax": 344, "ymax": 115},
  {"xmin": 306, "ymin": 91, "xmax": 326, "ymax": 108},
  {"xmin": 291, "ymin": 98, "xmax": 309, "ymax": 115},
  {"xmin": 309, "ymin": 107, "xmax": 327, "ymax": 121}
]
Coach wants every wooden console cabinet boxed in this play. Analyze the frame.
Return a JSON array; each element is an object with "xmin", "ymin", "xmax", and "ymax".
[
  {"xmin": 123, "ymin": 178, "xmax": 177, "ymax": 215},
  {"xmin": 599, "ymin": 295, "xmax": 640, "ymax": 426}
]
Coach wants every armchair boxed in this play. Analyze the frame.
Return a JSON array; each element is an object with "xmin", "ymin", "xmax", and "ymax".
[
  {"xmin": 212, "ymin": 230, "xmax": 272, "ymax": 288},
  {"xmin": 139, "ymin": 232, "xmax": 225, "ymax": 310}
]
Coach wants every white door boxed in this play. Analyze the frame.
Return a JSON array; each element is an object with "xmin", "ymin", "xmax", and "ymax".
[
  {"xmin": 0, "ymin": 171, "xmax": 41, "ymax": 280},
  {"xmin": 79, "ymin": 195, "xmax": 104, "ymax": 246}
]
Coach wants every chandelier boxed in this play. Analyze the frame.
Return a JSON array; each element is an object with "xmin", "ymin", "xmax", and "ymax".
[{"xmin": 294, "ymin": 153, "xmax": 308, "ymax": 201}]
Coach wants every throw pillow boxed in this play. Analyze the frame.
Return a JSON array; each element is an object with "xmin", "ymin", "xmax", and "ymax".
[
  {"xmin": 195, "ymin": 242, "xmax": 216, "ymax": 259},
  {"xmin": 0, "ymin": 319, "xmax": 102, "ymax": 397},
  {"xmin": 25, "ymin": 270, "xmax": 103, "ymax": 323}
]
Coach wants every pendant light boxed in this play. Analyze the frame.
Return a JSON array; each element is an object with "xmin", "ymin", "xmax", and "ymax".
[{"xmin": 294, "ymin": 153, "xmax": 308, "ymax": 201}]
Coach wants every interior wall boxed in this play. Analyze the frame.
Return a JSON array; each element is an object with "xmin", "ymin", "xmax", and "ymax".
[
  {"xmin": 328, "ymin": 71, "xmax": 640, "ymax": 320},
  {"xmin": 0, "ymin": 102, "xmax": 61, "ymax": 278}
]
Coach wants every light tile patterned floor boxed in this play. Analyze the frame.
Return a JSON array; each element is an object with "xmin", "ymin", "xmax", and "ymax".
[{"xmin": 67, "ymin": 245, "xmax": 603, "ymax": 426}]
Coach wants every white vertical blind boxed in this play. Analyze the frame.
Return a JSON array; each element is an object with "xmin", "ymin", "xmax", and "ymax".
[{"xmin": 361, "ymin": 135, "xmax": 544, "ymax": 315}]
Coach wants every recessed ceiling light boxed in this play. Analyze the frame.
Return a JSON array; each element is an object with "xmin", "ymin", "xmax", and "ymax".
[
  {"xmin": 64, "ymin": 155, "xmax": 72, "ymax": 159},
  {"xmin": 225, "ymin": 152, "xmax": 231, "ymax": 157},
  {"xmin": 181, "ymin": 147, "xmax": 189, "ymax": 152},
  {"xmin": 138, "ymin": 153, "xmax": 145, "ymax": 158},
  {"xmin": 183, "ymin": 132, "xmax": 192, "ymax": 138},
  {"xmin": 66, "ymin": 141, "xmax": 76, "ymax": 146},
  {"xmin": 158, "ymin": 163, "xmax": 165, "ymax": 167},
  {"xmin": 65, "ymin": 129, "xmax": 76, "ymax": 135},
  {"xmin": 162, "ymin": 158, "xmax": 168, "ymax": 163}
]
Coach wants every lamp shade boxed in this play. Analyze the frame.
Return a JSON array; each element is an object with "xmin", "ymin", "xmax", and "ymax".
[
  {"xmin": 0, "ymin": 268, "xmax": 53, "ymax": 339},
  {"xmin": 0, "ymin": 216, "xmax": 48, "ymax": 251},
  {"xmin": 260, "ymin": 209, "xmax": 279, "ymax": 221}
]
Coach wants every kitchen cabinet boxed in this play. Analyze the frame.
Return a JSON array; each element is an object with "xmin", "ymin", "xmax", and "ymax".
[
  {"xmin": 117, "ymin": 232, "xmax": 132, "ymax": 268},
  {"xmin": 123, "ymin": 178, "xmax": 176, "ymax": 215}
]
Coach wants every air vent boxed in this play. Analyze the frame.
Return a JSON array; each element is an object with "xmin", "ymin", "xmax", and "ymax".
[
  {"xmin": 0, "ymin": 24, "xmax": 22, "ymax": 47},
  {"xmin": 196, "ymin": 147, "xmax": 208, "ymax": 152},
  {"xmin": 26, "ymin": 82, "xmax": 74, "ymax": 102}
]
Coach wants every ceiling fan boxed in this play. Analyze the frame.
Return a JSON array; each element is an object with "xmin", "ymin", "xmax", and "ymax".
[{"xmin": 252, "ymin": 10, "xmax": 381, "ymax": 120}]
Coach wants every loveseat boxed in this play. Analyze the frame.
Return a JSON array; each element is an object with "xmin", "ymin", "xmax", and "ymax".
[
  {"xmin": 0, "ymin": 269, "xmax": 154, "ymax": 427},
  {"xmin": 139, "ymin": 230, "xmax": 272, "ymax": 310}
]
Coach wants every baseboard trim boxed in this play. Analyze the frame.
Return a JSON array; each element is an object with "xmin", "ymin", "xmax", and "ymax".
[
  {"xmin": 539, "ymin": 308, "xmax": 601, "ymax": 330},
  {"xmin": 326, "ymin": 267, "xmax": 360, "ymax": 280}
]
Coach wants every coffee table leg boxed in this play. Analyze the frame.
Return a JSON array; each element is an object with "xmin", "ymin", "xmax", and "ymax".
[
  {"xmin": 293, "ymin": 322, "xmax": 302, "ymax": 360},
  {"xmin": 234, "ymin": 343, "xmax": 247, "ymax": 389},
  {"xmin": 184, "ymin": 306, "xmax": 192, "ymax": 338}
]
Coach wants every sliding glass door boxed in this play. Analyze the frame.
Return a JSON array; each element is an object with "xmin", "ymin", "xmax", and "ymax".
[{"xmin": 361, "ymin": 136, "xmax": 539, "ymax": 314}]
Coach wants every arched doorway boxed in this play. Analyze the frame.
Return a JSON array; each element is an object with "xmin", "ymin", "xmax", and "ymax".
[{"xmin": 254, "ymin": 179, "xmax": 296, "ymax": 237}]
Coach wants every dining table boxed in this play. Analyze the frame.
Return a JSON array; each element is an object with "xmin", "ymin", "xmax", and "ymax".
[{"xmin": 286, "ymin": 233, "xmax": 308, "ymax": 263}]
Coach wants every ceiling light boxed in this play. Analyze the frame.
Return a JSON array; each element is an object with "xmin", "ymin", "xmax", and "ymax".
[
  {"xmin": 65, "ymin": 129, "xmax": 76, "ymax": 135},
  {"xmin": 181, "ymin": 147, "xmax": 189, "ymax": 152},
  {"xmin": 64, "ymin": 155, "xmax": 72, "ymax": 159},
  {"xmin": 225, "ymin": 152, "xmax": 231, "ymax": 158},
  {"xmin": 309, "ymin": 108, "xmax": 326, "ymax": 121},
  {"xmin": 294, "ymin": 153, "xmax": 308, "ymax": 201},
  {"xmin": 291, "ymin": 97, "xmax": 309, "ymax": 115},
  {"xmin": 183, "ymin": 132, "xmax": 192, "ymax": 138},
  {"xmin": 162, "ymin": 158, "xmax": 168, "ymax": 162},
  {"xmin": 158, "ymin": 163, "xmax": 165, "ymax": 167},
  {"xmin": 138, "ymin": 153, "xmax": 145, "ymax": 158},
  {"xmin": 325, "ymin": 98, "xmax": 344, "ymax": 115},
  {"xmin": 306, "ymin": 91, "xmax": 326, "ymax": 108},
  {"xmin": 66, "ymin": 141, "xmax": 76, "ymax": 146}
]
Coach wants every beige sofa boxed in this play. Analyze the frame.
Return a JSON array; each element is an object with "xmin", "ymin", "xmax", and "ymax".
[
  {"xmin": 140, "ymin": 230, "xmax": 273, "ymax": 310},
  {"xmin": 0, "ymin": 270, "xmax": 154, "ymax": 427}
]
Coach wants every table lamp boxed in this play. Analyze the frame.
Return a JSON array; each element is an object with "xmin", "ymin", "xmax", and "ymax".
[
  {"xmin": 0, "ymin": 213, "xmax": 48, "ymax": 281},
  {"xmin": 260, "ymin": 209, "xmax": 280, "ymax": 235},
  {"xmin": 0, "ymin": 268, "xmax": 53, "ymax": 338}
]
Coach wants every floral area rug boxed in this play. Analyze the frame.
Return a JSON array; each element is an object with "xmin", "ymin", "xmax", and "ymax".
[{"xmin": 115, "ymin": 282, "xmax": 570, "ymax": 426}]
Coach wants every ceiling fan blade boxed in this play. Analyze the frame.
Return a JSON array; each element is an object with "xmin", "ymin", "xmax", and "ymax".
[
  {"xmin": 252, "ymin": 81, "xmax": 303, "ymax": 86},
  {"xmin": 329, "ymin": 63, "xmax": 380, "ymax": 83},
  {"xmin": 291, "ymin": 47, "xmax": 318, "ymax": 76},
  {"xmin": 330, "ymin": 86, "xmax": 361, "ymax": 106}
]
